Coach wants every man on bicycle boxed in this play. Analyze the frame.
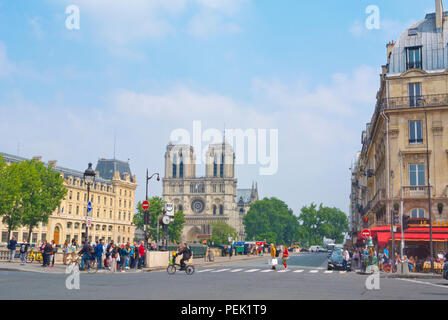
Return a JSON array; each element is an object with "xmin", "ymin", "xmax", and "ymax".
[
  {"xmin": 78, "ymin": 241, "xmax": 95, "ymax": 270},
  {"xmin": 177, "ymin": 243, "xmax": 192, "ymax": 271}
]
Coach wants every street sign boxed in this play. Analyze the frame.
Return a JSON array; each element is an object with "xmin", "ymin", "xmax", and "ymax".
[
  {"xmin": 162, "ymin": 215, "xmax": 170, "ymax": 225},
  {"xmin": 142, "ymin": 200, "xmax": 150, "ymax": 211},
  {"xmin": 164, "ymin": 203, "xmax": 174, "ymax": 217},
  {"xmin": 87, "ymin": 201, "xmax": 92, "ymax": 212},
  {"xmin": 361, "ymin": 229, "xmax": 371, "ymax": 239},
  {"xmin": 86, "ymin": 217, "xmax": 92, "ymax": 228}
]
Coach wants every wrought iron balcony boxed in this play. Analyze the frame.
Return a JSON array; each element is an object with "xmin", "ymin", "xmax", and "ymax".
[
  {"xmin": 402, "ymin": 185, "xmax": 432, "ymax": 198},
  {"xmin": 379, "ymin": 94, "xmax": 448, "ymax": 111}
]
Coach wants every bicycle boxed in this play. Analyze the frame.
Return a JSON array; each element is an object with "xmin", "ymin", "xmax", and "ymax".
[
  {"xmin": 26, "ymin": 249, "xmax": 43, "ymax": 264},
  {"xmin": 167, "ymin": 255, "xmax": 194, "ymax": 275},
  {"xmin": 72, "ymin": 255, "xmax": 97, "ymax": 274}
]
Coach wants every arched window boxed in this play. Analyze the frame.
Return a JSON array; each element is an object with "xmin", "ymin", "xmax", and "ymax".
[
  {"xmin": 172, "ymin": 154, "xmax": 177, "ymax": 178},
  {"xmin": 213, "ymin": 155, "xmax": 218, "ymax": 177},
  {"xmin": 219, "ymin": 205, "xmax": 224, "ymax": 215},
  {"xmin": 213, "ymin": 205, "xmax": 217, "ymax": 215},
  {"xmin": 179, "ymin": 153, "xmax": 184, "ymax": 178},
  {"xmin": 220, "ymin": 153, "xmax": 224, "ymax": 178},
  {"xmin": 178, "ymin": 205, "xmax": 183, "ymax": 212},
  {"xmin": 410, "ymin": 208, "xmax": 425, "ymax": 219}
]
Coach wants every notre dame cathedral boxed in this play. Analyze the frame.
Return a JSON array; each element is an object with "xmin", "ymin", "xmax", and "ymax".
[{"xmin": 162, "ymin": 141, "xmax": 258, "ymax": 242}]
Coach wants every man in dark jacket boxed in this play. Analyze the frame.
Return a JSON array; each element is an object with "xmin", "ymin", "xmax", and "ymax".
[
  {"xmin": 8, "ymin": 236, "xmax": 17, "ymax": 262},
  {"xmin": 43, "ymin": 241, "xmax": 53, "ymax": 267},
  {"xmin": 19, "ymin": 240, "xmax": 29, "ymax": 265},
  {"xmin": 177, "ymin": 243, "xmax": 192, "ymax": 270},
  {"xmin": 94, "ymin": 239, "xmax": 104, "ymax": 269},
  {"xmin": 78, "ymin": 241, "xmax": 93, "ymax": 270}
]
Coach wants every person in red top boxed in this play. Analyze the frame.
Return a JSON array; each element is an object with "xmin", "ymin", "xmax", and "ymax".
[
  {"xmin": 138, "ymin": 241, "xmax": 146, "ymax": 269},
  {"xmin": 282, "ymin": 246, "xmax": 289, "ymax": 269}
]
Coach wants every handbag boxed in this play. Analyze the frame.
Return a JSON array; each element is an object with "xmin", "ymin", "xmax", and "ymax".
[{"xmin": 270, "ymin": 258, "xmax": 278, "ymax": 265}]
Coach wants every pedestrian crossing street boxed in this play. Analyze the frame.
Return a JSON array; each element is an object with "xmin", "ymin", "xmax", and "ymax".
[{"xmin": 196, "ymin": 268, "xmax": 350, "ymax": 275}]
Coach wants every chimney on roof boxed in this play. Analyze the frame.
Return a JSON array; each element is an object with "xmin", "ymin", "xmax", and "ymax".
[
  {"xmin": 436, "ymin": 0, "xmax": 444, "ymax": 32},
  {"xmin": 48, "ymin": 160, "xmax": 57, "ymax": 168}
]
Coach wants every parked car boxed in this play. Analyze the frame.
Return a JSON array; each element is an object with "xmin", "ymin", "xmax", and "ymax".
[{"xmin": 328, "ymin": 248, "xmax": 351, "ymax": 271}]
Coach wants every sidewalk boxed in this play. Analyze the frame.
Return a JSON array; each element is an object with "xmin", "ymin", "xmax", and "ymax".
[{"xmin": 0, "ymin": 254, "xmax": 267, "ymax": 274}]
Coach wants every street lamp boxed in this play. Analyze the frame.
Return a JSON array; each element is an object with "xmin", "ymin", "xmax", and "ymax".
[
  {"xmin": 417, "ymin": 96, "xmax": 434, "ymax": 273},
  {"xmin": 145, "ymin": 170, "xmax": 160, "ymax": 249},
  {"xmin": 83, "ymin": 163, "xmax": 96, "ymax": 244}
]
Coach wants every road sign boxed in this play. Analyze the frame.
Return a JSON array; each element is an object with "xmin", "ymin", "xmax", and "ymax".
[
  {"xmin": 361, "ymin": 229, "xmax": 371, "ymax": 239},
  {"xmin": 162, "ymin": 215, "xmax": 170, "ymax": 225},
  {"xmin": 87, "ymin": 201, "xmax": 92, "ymax": 212},
  {"xmin": 142, "ymin": 200, "xmax": 150, "ymax": 211},
  {"xmin": 164, "ymin": 203, "xmax": 174, "ymax": 217},
  {"xmin": 86, "ymin": 217, "xmax": 92, "ymax": 228}
]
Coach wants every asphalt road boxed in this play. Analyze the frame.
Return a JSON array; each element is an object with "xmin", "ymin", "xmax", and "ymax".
[{"xmin": 1, "ymin": 253, "xmax": 448, "ymax": 300}]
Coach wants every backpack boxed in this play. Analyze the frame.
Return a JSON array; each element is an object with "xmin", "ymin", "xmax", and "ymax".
[{"xmin": 275, "ymin": 250, "xmax": 280, "ymax": 258}]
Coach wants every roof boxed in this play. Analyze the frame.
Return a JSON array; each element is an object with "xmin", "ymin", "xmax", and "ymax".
[
  {"xmin": 95, "ymin": 159, "xmax": 133, "ymax": 181},
  {"xmin": 237, "ymin": 189, "xmax": 252, "ymax": 204},
  {"xmin": 389, "ymin": 11, "xmax": 448, "ymax": 74}
]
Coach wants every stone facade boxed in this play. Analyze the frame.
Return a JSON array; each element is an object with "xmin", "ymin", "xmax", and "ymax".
[
  {"xmin": 350, "ymin": 6, "xmax": 448, "ymax": 254},
  {"xmin": 162, "ymin": 142, "xmax": 258, "ymax": 242},
  {"xmin": 0, "ymin": 153, "xmax": 137, "ymax": 245}
]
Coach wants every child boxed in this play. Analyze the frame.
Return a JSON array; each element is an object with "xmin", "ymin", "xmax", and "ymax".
[{"xmin": 282, "ymin": 246, "xmax": 289, "ymax": 269}]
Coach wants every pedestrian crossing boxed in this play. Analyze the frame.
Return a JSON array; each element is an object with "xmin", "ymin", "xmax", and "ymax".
[{"xmin": 195, "ymin": 268, "xmax": 351, "ymax": 275}]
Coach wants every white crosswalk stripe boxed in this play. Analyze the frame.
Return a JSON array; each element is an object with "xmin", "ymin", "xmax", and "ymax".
[
  {"xmin": 309, "ymin": 270, "xmax": 319, "ymax": 273},
  {"xmin": 212, "ymin": 269, "xmax": 231, "ymax": 273},
  {"xmin": 339, "ymin": 271, "xmax": 347, "ymax": 274},
  {"xmin": 324, "ymin": 270, "xmax": 333, "ymax": 274},
  {"xmin": 293, "ymin": 270, "xmax": 304, "ymax": 273},
  {"xmin": 230, "ymin": 269, "xmax": 244, "ymax": 273},
  {"xmin": 260, "ymin": 269, "xmax": 274, "ymax": 272},
  {"xmin": 197, "ymin": 269, "xmax": 214, "ymax": 273},
  {"xmin": 245, "ymin": 269, "xmax": 261, "ymax": 272},
  {"xmin": 277, "ymin": 269, "xmax": 290, "ymax": 273}
]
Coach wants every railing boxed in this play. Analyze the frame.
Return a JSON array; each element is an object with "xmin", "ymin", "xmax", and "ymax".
[
  {"xmin": 402, "ymin": 185, "xmax": 432, "ymax": 198},
  {"xmin": 379, "ymin": 94, "xmax": 448, "ymax": 111},
  {"xmin": 370, "ymin": 189, "xmax": 386, "ymax": 210}
]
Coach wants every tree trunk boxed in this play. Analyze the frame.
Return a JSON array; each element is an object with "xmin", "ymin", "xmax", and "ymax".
[{"xmin": 28, "ymin": 225, "xmax": 34, "ymax": 244}]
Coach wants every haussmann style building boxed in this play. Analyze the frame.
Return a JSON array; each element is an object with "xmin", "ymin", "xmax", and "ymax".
[{"xmin": 0, "ymin": 152, "xmax": 137, "ymax": 246}]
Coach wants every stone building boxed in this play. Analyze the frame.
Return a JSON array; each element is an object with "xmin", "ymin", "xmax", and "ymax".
[
  {"xmin": 350, "ymin": 0, "xmax": 448, "ymax": 256},
  {"xmin": 0, "ymin": 153, "xmax": 137, "ymax": 245},
  {"xmin": 162, "ymin": 142, "xmax": 258, "ymax": 242}
]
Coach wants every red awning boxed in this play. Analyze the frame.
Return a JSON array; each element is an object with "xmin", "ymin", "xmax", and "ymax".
[{"xmin": 373, "ymin": 225, "xmax": 448, "ymax": 247}]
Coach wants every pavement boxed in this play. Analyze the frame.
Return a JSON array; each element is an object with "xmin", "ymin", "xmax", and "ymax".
[
  {"xmin": 0, "ymin": 253, "xmax": 267, "ymax": 274},
  {"xmin": 1, "ymin": 253, "xmax": 448, "ymax": 299}
]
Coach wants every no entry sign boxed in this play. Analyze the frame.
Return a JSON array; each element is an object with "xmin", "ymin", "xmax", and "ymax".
[
  {"xmin": 361, "ymin": 229, "xmax": 371, "ymax": 239},
  {"xmin": 142, "ymin": 200, "xmax": 150, "ymax": 211}
]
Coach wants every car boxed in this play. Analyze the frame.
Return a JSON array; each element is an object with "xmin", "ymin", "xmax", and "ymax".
[
  {"xmin": 327, "ymin": 248, "xmax": 351, "ymax": 271},
  {"xmin": 309, "ymin": 245, "xmax": 326, "ymax": 253}
]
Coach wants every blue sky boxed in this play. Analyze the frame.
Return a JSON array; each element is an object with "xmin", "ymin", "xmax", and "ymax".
[{"xmin": 0, "ymin": 0, "xmax": 439, "ymax": 215}]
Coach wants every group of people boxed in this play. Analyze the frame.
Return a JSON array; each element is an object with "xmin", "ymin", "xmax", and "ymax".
[
  {"xmin": 269, "ymin": 244, "xmax": 289, "ymax": 270},
  {"xmin": 70, "ymin": 239, "xmax": 147, "ymax": 272}
]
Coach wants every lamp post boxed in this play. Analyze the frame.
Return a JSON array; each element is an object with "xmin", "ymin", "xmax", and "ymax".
[
  {"xmin": 145, "ymin": 170, "xmax": 160, "ymax": 249},
  {"xmin": 83, "ymin": 163, "xmax": 96, "ymax": 243},
  {"xmin": 418, "ymin": 97, "xmax": 434, "ymax": 273}
]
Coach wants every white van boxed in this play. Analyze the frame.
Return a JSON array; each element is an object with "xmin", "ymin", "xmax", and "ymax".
[{"xmin": 309, "ymin": 245, "xmax": 322, "ymax": 252}]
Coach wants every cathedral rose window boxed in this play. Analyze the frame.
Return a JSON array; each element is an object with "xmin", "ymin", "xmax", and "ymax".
[{"xmin": 191, "ymin": 199, "xmax": 205, "ymax": 214}]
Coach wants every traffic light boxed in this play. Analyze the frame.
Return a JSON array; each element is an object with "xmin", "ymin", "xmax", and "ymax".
[
  {"xmin": 144, "ymin": 211, "xmax": 150, "ymax": 225},
  {"xmin": 363, "ymin": 217, "xmax": 369, "ymax": 226},
  {"xmin": 403, "ymin": 215, "xmax": 410, "ymax": 230}
]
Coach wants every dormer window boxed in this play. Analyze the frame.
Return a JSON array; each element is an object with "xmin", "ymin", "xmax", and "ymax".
[
  {"xmin": 408, "ymin": 28, "xmax": 418, "ymax": 36},
  {"xmin": 406, "ymin": 46, "xmax": 422, "ymax": 70}
]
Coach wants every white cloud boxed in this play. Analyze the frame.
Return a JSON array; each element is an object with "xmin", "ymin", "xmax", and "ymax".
[
  {"xmin": 28, "ymin": 17, "xmax": 45, "ymax": 40},
  {"xmin": 0, "ymin": 42, "xmax": 15, "ymax": 77}
]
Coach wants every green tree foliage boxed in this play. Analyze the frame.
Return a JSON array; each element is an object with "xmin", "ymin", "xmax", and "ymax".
[
  {"xmin": 0, "ymin": 157, "xmax": 67, "ymax": 240},
  {"xmin": 0, "ymin": 158, "xmax": 24, "ymax": 239},
  {"xmin": 243, "ymin": 197, "xmax": 299, "ymax": 245},
  {"xmin": 210, "ymin": 222, "xmax": 238, "ymax": 245},
  {"xmin": 168, "ymin": 210, "xmax": 185, "ymax": 243},
  {"xmin": 21, "ymin": 160, "xmax": 67, "ymax": 241},
  {"xmin": 297, "ymin": 203, "xmax": 348, "ymax": 247}
]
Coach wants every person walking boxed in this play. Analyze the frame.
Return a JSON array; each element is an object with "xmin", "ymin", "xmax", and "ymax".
[
  {"xmin": 62, "ymin": 240, "xmax": 69, "ymax": 265},
  {"xmin": 94, "ymin": 239, "xmax": 104, "ymax": 269},
  {"xmin": 7, "ymin": 236, "xmax": 17, "ymax": 262},
  {"xmin": 138, "ymin": 241, "xmax": 145, "ymax": 269},
  {"xmin": 43, "ymin": 240, "xmax": 52, "ymax": 267},
  {"xmin": 40, "ymin": 241, "xmax": 47, "ymax": 267},
  {"xmin": 110, "ymin": 244, "xmax": 117, "ymax": 273},
  {"xmin": 282, "ymin": 245, "xmax": 289, "ymax": 269},
  {"xmin": 50, "ymin": 240, "xmax": 56, "ymax": 267},
  {"xmin": 270, "ymin": 244, "xmax": 277, "ymax": 270},
  {"xmin": 19, "ymin": 240, "xmax": 29, "ymax": 265},
  {"xmin": 229, "ymin": 245, "xmax": 233, "ymax": 259}
]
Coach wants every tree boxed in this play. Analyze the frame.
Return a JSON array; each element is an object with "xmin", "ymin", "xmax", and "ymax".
[
  {"xmin": 210, "ymin": 222, "xmax": 237, "ymax": 245},
  {"xmin": 168, "ymin": 210, "xmax": 185, "ymax": 243},
  {"xmin": 297, "ymin": 203, "xmax": 348, "ymax": 246},
  {"xmin": 243, "ymin": 197, "xmax": 299, "ymax": 245},
  {"xmin": 134, "ymin": 196, "xmax": 164, "ymax": 241},
  {"xmin": 21, "ymin": 160, "xmax": 67, "ymax": 242},
  {"xmin": 0, "ymin": 158, "xmax": 23, "ymax": 240}
]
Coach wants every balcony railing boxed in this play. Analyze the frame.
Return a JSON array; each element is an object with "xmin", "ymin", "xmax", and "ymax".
[
  {"xmin": 402, "ymin": 185, "xmax": 432, "ymax": 198},
  {"xmin": 371, "ymin": 188, "xmax": 386, "ymax": 210},
  {"xmin": 379, "ymin": 94, "xmax": 448, "ymax": 111}
]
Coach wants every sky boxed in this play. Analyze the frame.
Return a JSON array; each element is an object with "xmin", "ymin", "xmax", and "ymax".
[{"xmin": 0, "ymin": 0, "xmax": 439, "ymax": 216}]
